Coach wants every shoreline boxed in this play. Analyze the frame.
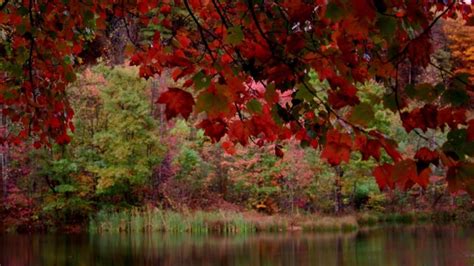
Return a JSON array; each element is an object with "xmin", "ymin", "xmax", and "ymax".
[{"xmin": 3, "ymin": 208, "xmax": 473, "ymax": 234}]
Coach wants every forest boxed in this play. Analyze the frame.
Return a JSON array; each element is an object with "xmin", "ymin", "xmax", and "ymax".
[{"xmin": 0, "ymin": 0, "xmax": 473, "ymax": 236}]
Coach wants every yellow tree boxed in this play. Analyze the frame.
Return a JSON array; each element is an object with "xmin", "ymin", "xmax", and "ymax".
[{"xmin": 444, "ymin": 19, "xmax": 474, "ymax": 83}]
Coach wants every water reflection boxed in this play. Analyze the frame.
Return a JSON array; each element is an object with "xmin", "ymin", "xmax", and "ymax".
[{"xmin": 1, "ymin": 225, "xmax": 473, "ymax": 266}]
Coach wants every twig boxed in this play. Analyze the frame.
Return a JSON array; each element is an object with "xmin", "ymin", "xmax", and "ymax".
[{"xmin": 183, "ymin": 0, "xmax": 216, "ymax": 62}]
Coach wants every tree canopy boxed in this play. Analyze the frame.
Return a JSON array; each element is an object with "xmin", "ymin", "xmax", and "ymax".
[{"xmin": 1, "ymin": 1, "xmax": 474, "ymax": 196}]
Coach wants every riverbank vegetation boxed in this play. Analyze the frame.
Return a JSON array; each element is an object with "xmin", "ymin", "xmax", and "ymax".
[{"xmin": 2, "ymin": 61, "xmax": 473, "ymax": 233}]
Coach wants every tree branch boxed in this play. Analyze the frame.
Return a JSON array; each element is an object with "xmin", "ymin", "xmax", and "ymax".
[
  {"xmin": 389, "ymin": 1, "xmax": 456, "ymax": 64},
  {"xmin": 183, "ymin": 0, "xmax": 216, "ymax": 63}
]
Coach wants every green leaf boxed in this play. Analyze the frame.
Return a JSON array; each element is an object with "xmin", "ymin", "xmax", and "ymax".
[
  {"xmin": 65, "ymin": 71, "xmax": 76, "ymax": 82},
  {"xmin": 382, "ymin": 93, "xmax": 399, "ymax": 113},
  {"xmin": 295, "ymin": 84, "xmax": 314, "ymax": 101},
  {"xmin": 271, "ymin": 105, "xmax": 284, "ymax": 126},
  {"xmin": 83, "ymin": 10, "xmax": 96, "ymax": 28},
  {"xmin": 406, "ymin": 83, "xmax": 443, "ymax": 102},
  {"xmin": 376, "ymin": 16, "xmax": 397, "ymax": 39},
  {"xmin": 442, "ymin": 87, "xmax": 469, "ymax": 106},
  {"xmin": 192, "ymin": 71, "xmax": 211, "ymax": 91},
  {"xmin": 16, "ymin": 23, "xmax": 27, "ymax": 35},
  {"xmin": 442, "ymin": 73, "xmax": 470, "ymax": 106},
  {"xmin": 225, "ymin": 26, "xmax": 244, "ymax": 45},
  {"xmin": 443, "ymin": 129, "xmax": 474, "ymax": 159},
  {"xmin": 246, "ymin": 99, "xmax": 262, "ymax": 114},
  {"xmin": 55, "ymin": 184, "xmax": 77, "ymax": 194},
  {"xmin": 349, "ymin": 102, "xmax": 375, "ymax": 126},
  {"xmin": 264, "ymin": 83, "xmax": 277, "ymax": 103},
  {"xmin": 195, "ymin": 91, "xmax": 229, "ymax": 115},
  {"xmin": 325, "ymin": 2, "xmax": 344, "ymax": 21}
]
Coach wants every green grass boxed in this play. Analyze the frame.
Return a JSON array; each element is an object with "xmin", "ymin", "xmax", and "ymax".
[
  {"xmin": 88, "ymin": 208, "xmax": 361, "ymax": 234},
  {"xmin": 90, "ymin": 208, "xmax": 257, "ymax": 234},
  {"xmin": 89, "ymin": 208, "xmax": 472, "ymax": 234}
]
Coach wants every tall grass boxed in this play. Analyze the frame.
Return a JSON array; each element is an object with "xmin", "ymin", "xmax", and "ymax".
[
  {"xmin": 89, "ymin": 208, "xmax": 257, "ymax": 234},
  {"xmin": 89, "ymin": 207, "xmax": 364, "ymax": 234},
  {"xmin": 92, "ymin": 208, "xmax": 465, "ymax": 234}
]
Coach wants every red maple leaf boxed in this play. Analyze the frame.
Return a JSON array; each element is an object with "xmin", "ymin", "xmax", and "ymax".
[
  {"xmin": 198, "ymin": 118, "xmax": 227, "ymax": 143},
  {"xmin": 373, "ymin": 163, "xmax": 394, "ymax": 190},
  {"xmin": 415, "ymin": 147, "xmax": 439, "ymax": 164},
  {"xmin": 354, "ymin": 134, "xmax": 382, "ymax": 161},
  {"xmin": 321, "ymin": 129, "xmax": 352, "ymax": 166},
  {"xmin": 157, "ymin": 88, "xmax": 195, "ymax": 120},
  {"xmin": 228, "ymin": 120, "xmax": 251, "ymax": 146},
  {"xmin": 446, "ymin": 162, "xmax": 474, "ymax": 197}
]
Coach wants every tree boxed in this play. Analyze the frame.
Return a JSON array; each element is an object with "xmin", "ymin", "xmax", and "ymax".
[
  {"xmin": 1, "ymin": 1, "xmax": 473, "ymax": 196},
  {"xmin": 69, "ymin": 66, "xmax": 164, "ymax": 201},
  {"xmin": 444, "ymin": 18, "xmax": 474, "ymax": 83}
]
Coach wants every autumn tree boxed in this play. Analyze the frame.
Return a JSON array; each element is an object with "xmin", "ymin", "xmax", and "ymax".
[
  {"xmin": 1, "ymin": 1, "xmax": 474, "ymax": 196},
  {"xmin": 444, "ymin": 18, "xmax": 474, "ymax": 83},
  {"xmin": 69, "ymin": 66, "xmax": 164, "ymax": 202}
]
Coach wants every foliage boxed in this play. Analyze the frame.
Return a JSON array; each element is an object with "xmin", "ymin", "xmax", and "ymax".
[
  {"xmin": 444, "ymin": 19, "xmax": 474, "ymax": 83},
  {"xmin": 69, "ymin": 66, "xmax": 164, "ymax": 199},
  {"xmin": 1, "ymin": 1, "xmax": 473, "ymax": 196}
]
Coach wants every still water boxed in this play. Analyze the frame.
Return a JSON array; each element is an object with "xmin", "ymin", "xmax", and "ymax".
[{"xmin": 1, "ymin": 225, "xmax": 474, "ymax": 266}]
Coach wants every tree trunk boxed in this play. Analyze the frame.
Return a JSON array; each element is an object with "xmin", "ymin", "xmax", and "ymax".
[
  {"xmin": 334, "ymin": 166, "xmax": 343, "ymax": 214},
  {"xmin": 0, "ymin": 107, "xmax": 8, "ymax": 202},
  {"xmin": 214, "ymin": 146, "xmax": 228, "ymax": 199}
]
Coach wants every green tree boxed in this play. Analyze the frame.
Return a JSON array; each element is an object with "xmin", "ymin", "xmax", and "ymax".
[{"xmin": 69, "ymin": 66, "xmax": 164, "ymax": 202}]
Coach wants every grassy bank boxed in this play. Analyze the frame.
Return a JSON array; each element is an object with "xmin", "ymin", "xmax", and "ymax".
[
  {"xmin": 87, "ymin": 208, "xmax": 474, "ymax": 234},
  {"xmin": 88, "ymin": 208, "xmax": 358, "ymax": 234},
  {"xmin": 356, "ymin": 210, "xmax": 474, "ymax": 227},
  {"xmin": 89, "ymin": 209, "xmax": 256, "ymax": 234}
]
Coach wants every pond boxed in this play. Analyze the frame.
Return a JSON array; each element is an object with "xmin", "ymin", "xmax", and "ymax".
[{"xmin": 1, "ymin": 225, "xmax": 473, "ymax": 266}]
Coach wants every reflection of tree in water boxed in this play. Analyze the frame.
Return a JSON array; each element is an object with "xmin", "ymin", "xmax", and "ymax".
[{"xmin": 1, "ymin": 226, "xmax": 473, "ymax": 266}]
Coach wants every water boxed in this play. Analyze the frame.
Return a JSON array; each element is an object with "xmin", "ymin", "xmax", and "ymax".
[{"xmin": 1, "ymin": 225, "xmax": 473, "ymax": 266}]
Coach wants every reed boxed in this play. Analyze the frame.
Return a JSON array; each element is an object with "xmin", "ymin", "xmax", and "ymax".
[
  {"xmin": 90, "ymin": 208, "xmax": 257, "ymax": 233},
  {"xmin": 93, "ymin": 208, "xmax": 459, "ymax": 234}
]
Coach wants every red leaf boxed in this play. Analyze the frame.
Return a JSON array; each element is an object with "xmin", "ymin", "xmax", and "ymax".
[
  {"xmin": 437, "ymin": 107, "xmax": 466, "ymax": 130},
  {"xmin": 157, "ymin": 88, "xmax": 195, "ymax": 119},
  {"xmin": 415, "ymin": 167, "xmax": 431, "ymax": 189},
  {"xmin": 56, "ymin": 133, "xmax": 71, "ymax": 145},
  {"xmin": 321, "ymin": 129, "xmax": 352, "ymax": 166},
  {"xmin": 379, "ymin": 138, "xmax": 402, "ymax": 163},
  {"xmin": 373, "ymin": 164, "xmax": 394, "ymax": 190},
  {"xmin": 401, "ymin": 104, "xmax": 438, "ymax": 132},
  {"xmin": 392, "ymin": 159, "xmax": 418, "ymax": 189},
  {"xmin": 160, "ymin": 4, "xmax": 172, "ymax": 14},
  {"xmin": 415, "ymin": 147, "xmax": 439, "ymax": 163},
  {"xmin": 285, "ymin": 33, "xmax": 306, "ymax": 54},
  {"xmin": 354, "ymin": 134, "xmax": 382, "ymax": 161},
  {"xmin": 407, "ymin": 34, "xmax": 433, "ymax": 68},
  {"xmin": 328, "ymin": 83, "xmax": 360, "ymax": 109},
  {"xmin": 176, "ymin": 34, "xmax": 191, "ymax": 47},
  {"xmin": 189, "ymin": 0, "xmax": 201, "ymax": 9},
  {"xmin": 222, "ymin": 141, "xmax": 236, "ymax": 155},
  {"xmin": 50, "ymin": 117, "xmax": 61, "ymax": 129},
  {"xmin": 447, "ymin": 162, "xmax": 474, "ymax": 197},
  {"xmin": 352, "ymin": 0, "xmax": 376, "ymax": 20},
  {"xmin": 138, "ymin": 0, "xmax": 149, "ymax": 14},
  {"xmin": 198, "ymin": 118, "xmax": 227, "ymax": 143},
  {"xmin": 228, "ymin": 120, "xmax": 250, "ymax": 146},
  {"xmin": 275, "ymin": 144, "xmax": 284, "ymax": 158},
  {"xmin": 33, "ymin": 141, "xmax": 42, "ymax": 149},
  {"xmin": 468, "ymin": 120, "xmax": 474, "ymax": 142}
]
